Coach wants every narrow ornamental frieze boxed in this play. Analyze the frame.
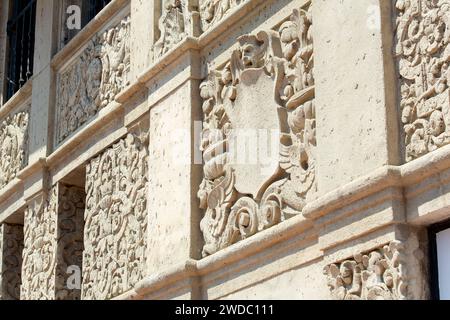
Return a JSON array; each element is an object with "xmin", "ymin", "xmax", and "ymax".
[
  {"xmin": 198, "ymin": 7, "xmax": 316, "ymax": 257},
  {"xmin": 323, "ymin": 239, "xmax": 427, "ymax": 300},
  {"xmin": 56, "ymin": 16, "xmax": 131, "ymax": 145},
  {"xmin": 0, "ymin": 109, "xmax": 29, "ymax": 189},
  {"xmin": 199, "ymin": 0, "xmax": 248, "ymax": 32},
  {"xmin": 396, "ymin": 0, "xmax": 450, "ymax": 161},
  {"xmin": 82, "ymin": 129, "xmax": 148, "ymax": 300},
  {"xmin": 0, "ymin": 224, "xmax": 24, "ymax": 300}
]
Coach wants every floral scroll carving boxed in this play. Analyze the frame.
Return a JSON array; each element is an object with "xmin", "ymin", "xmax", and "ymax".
[
  {"xmin": 0, "ymin": 224, "xmax": 24, "ymax": 300},
  {"xmin": 198, "ymin": 8, "xmax": 316, "ymax": 256},
  {"xmin": 82, "ymin": 130, "xmax": 148, "ymax": 300},
  {"xmin": 154, "ymin": 0, "xmax": 190, "ymax": 59},
  {"xmin": 396, "ymin": 0, "xmax": 450, "ymax": 161},
  {"xmin": 199, "ymin": 0, "xmax": 247, "ymax": 32},
  {"xmin": 323, "ymin": 239, "xmax": 427, "ymax": 300},
  {"xmin": 56, "ymin": 16, "xmax": 131, "ymax": 144},
  {"xmin": 21, "ymin": 190, "xmax": 57, "ymax": 300},
  {"xmin": 55, "ymin": 185, "xmax": 85, "ymax": 300},
  {"xmin": 0, "ymin": 110, "xmax": 29, "ymax": 189}
]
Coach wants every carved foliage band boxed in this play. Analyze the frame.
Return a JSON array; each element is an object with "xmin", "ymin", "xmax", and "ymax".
[
  {"xmin": 323, "ymin": 239, "xmax": 427, "ymax": 300},
  {"xmin": 198, "ymin": 7, "xmax": 315, "ymax": 256},
  {"xmin": 56, "ymin": 16, "xmax": 131, "ymax": 144},
  {"xmin": 396, "ymin": 0, "xmax": 450, "ymax": 161},
  {"xmin": 0, "ymin": 224, "xmax": 24, "ymax": 300},
  {"xmin": 0, "ymin": 109, "xmax": 29, "ymax": 189},
  {"xmin": 82, "ymin": 130, "xmax": 148, "ymax": 300}
]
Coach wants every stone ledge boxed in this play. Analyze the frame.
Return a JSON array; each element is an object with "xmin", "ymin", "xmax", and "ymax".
[{"xmin": 0, "ymin": 80, "xmax": 32, "ymax": 120}]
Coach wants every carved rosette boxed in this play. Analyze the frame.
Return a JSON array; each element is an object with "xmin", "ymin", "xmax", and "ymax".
[
  {"xmin": 154, "ymin": 0, "xmax": 192, "ymax": 59},
  {"xmin": 21, "ymin": 190, "xmax": 58, "ymax": 300},
  {"xmin": 0, "ymin": 109, "xmax": 29, "ymax": 189},
  {"xmin": 0, "ymin": 224, "xmax": 24, "ymax": 300},
  {"xmin": 56, "ymin": 16, "xmax": 131, "ymax": 144},
  {"xmin": 199, "ymin": 0, "xmax": 247, "ymax": 32},
  {"xmin": 396, "ymin": 0, "xmax": 450, "ymax": 161},
  {"xmin": 323, "ymin": 239, "xmax": 427, "ymax": 300},
  {"xmin": 82, "ymin": 130, "xmax": 148, "ymax": 300},
  {"xmin": 198, "ymin": 7, "xmax": 316, "ymax": 257}
]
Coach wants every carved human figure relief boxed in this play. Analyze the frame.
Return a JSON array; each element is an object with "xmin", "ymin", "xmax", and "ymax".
[
  {"xmin": 396, "ymin": 0, "xmax": 450, "ymax": 161},
  {"xmin": 0, "ymin": 109, "xmax": 29, "ymax": 189},
  {"xmin": 154, "ymin": 0, "xmax": 190, "ymax": 59},
  {"xmin": 199, "ymin": 0, "xmax": 247, "ymax": 32},
  {"xmin": 21, "ymin": 191, "xmax": 57, "ymax": 300},
  {"xmin": 198, "ymin": 7, "xmax": 316, "ymax": 257},
  {"xmin": 0, "ymin": 224, "xmax": 24, "ymax": 300},
  {"xmin": 323, "ymin": 239, "xmax": 428, "ymax": 300},
  {"xmin": 82, "ymin": 130, "xmax": 148, "ymax": 300},
  {"xmin": 56, "ymin": 16, "xmax": 131, "ymax": 144}
]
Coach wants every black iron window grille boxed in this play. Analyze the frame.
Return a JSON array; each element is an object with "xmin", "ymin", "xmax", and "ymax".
[
  {"xmin": 5, "ymin": 0, "xmax": 37, "ymax": 100},
  {"xmin": 63, "ymin": 0, "xmax": 112, "ymax": 46}
]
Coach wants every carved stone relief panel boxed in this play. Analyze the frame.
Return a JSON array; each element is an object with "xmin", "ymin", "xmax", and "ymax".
[
  {"xmin": 55, "ymin": 185, "xmax": 85, "ymax": 300},
  {"xmin": 21, "ymin": 184, "xmax": 86, "ymax": 300},
  {"xmin": 154, "ymin": 0, "xmax": 191, "ymax": 60},
  {"xmin": 21, "ymin": 190, "xmax": 57, "ymax": 300},
  {"xmin": 56, "ymin": 16, "xmax": 131, "ymax": 145},
  {"xmin": 396, "ymin": 0, "xmax": 450, "ymax": 161},
  {"xmin": 0, "ymin": 109, "xmax": 29, "ymax": 189},
  {"xmin": 199, "ymin": 0, "xmax": 247, "ymax": 32},
  {"xmin": 82, "ymin": 128, "xmax": 148, "ymax": 300},
  {"xmin": 198, "ymin": 7, "xmax": 315, "ymax": 256},
  {"xmin": 323, "ymin": 238, "xmax": 428, "ymax": 300},
  {"xmin": 0, "ymin": 224, "xmax": 24, "ymax": 300}
]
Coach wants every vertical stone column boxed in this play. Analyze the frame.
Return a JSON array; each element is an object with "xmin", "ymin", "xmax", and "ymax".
[
  {"xmin": 20, "ymin": 183, "xmax": 85, "ymax": 300},
  {"xmin": 82, "ymin": 125, "xmax": 148, "ymax": 300},
  {"xmin": 0, "ymin": 0, "xmax": 10, "ymax": 105},
  {"xmin": 313, "ymin": 0, "xmax": 400, "ymax": 195},
  {"xmin": 0, "ymin": 224, "xmax": 24, "ymax": 300},
  {"xmin": 28, "ymin": 0, "xmax": 59, "ymax": 163}
]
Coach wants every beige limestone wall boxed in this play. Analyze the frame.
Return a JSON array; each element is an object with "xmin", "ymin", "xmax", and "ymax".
[{"xmin": 0, "ymin": 0, "xmax": 449, "ymax": 301}]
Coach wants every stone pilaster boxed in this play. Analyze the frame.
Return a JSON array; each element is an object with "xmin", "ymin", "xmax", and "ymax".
[{"xmin": 0, "ymin": 224, "xmax": 24, "ymax": 300}]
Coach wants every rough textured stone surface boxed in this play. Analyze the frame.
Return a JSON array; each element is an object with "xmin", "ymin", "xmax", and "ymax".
[{"xmin": 1, "ymin": 0, "xmax": 449, "ymax": 301}]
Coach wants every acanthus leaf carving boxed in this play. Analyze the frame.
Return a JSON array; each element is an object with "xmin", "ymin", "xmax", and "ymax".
[
  {"xmin": 323, "ymin": 238, "xmax": 427, "ymax": 300},
  {"xmin": 199, "ymin": 0, "xmax": 248, "ymax": 32},
  {"xmin": 56, "ymin": 16, "xmax": 131, "ymax": 144},
  {"xmin": 21, "ymin": 190, "xmax": 58, "ymax": 300},
  {"xmin": 396, "ymin": 0, "xmax": 450, "ymax": 161},
  {"xmin": 0, "ymin": 224, "xmax": 24, "ymax": 300},
  {"xmin": 198, "ymin": 7, "xmax": 316, "ymax": 257},
  {"xmin": 0, "ymin": 109, "xmax": 29, "ymax": 189},
  {"xmin": 154, "ymin": 0, "xmax": 190, "ymax": 60},
  {"xmin": 82, "ymin": 129, "xmax": 148, "ymax": 300}
]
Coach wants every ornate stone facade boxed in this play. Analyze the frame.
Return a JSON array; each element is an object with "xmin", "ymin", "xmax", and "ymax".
[
  {"xmin": 396, "ymin": 0, "xmax": 450, "ymax": 161},
  {"xmin": 323, "ymin": 238, "xmax": 427, "ymax": 300},
  {"xmin": 82, "ymin": 130, "xmax": 148, "ymax": 300},
  {"xmin": 56, "ymin": 16, "xmax": 131, "ymax": 144},
  {"xmin": 199, "ymin": 0, "xmax": 247, "ymax": 31},
  {"xmin": 0, "ymin": 224, "xmax": 23, "ymax": 300},
  {"xmin": 21, "ymin": 191, "xmax": 57, "ymax": 300},
  {"xmin": 198, "ymin": 7, "xmax": 315, "ymax": 256},
  {"xmin": 0, "ymin": 109, "xmax": 29, "ymax": 189},
  {"xmin": 154, "ymin": 0, "xmax": 190, "ymax": 59}
]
